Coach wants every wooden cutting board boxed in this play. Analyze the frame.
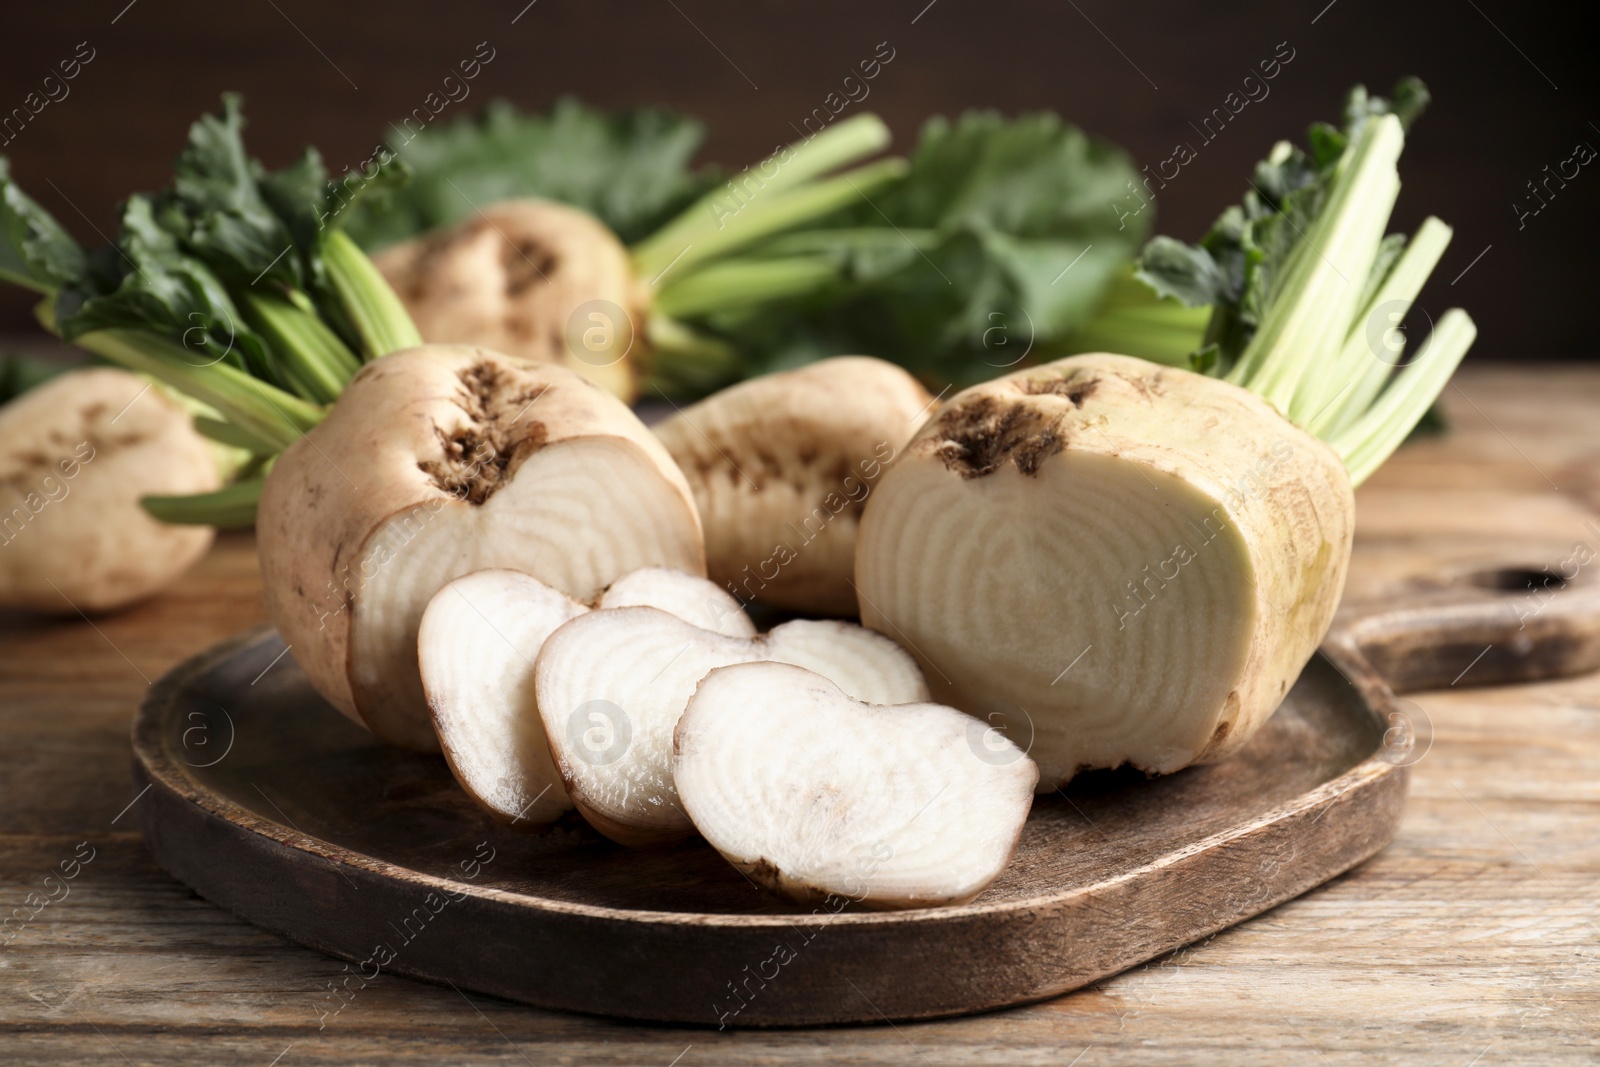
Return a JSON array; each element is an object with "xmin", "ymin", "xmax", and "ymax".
[{"xmin": 129, "ymin": 561, "xmax": 1600, "ymax": 1028}]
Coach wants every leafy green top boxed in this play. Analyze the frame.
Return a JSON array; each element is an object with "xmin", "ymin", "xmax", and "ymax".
[
  {"xmin": 681, "ymin": 110, "xmax": 1153, "ymax": 386},
  {"xmin": 1135, "ymin": 77, "xmax": 1431, "ymax": 376},
  {"xmin": 0, "ymin": 157, "xmax": 85, "ymax": 295},
  {"xmin": 319, "ymin": 100, "xmax": 1167, "ymax": 392},
  {"xmin": 341, "ymin": 98, "xmax": 719, "ymax": 250},
  {"xmin": 1, "ymin": 94, "xmax": 419, "ymax": 456},
  {"xmin": 1132, "ymin": 77, "xmax": 1473, "ymax": 486}
]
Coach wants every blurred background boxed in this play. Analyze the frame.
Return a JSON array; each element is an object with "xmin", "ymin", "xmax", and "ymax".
[{"xmin": 1, "ymin": 0, "xmax": 1593, "ymax": 360}]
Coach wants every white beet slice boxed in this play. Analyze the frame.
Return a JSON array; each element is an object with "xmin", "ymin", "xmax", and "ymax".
[
  {"xmin": 597, "ymin": 567, "xmax": 756, "ymax": 638},
  {"xmin": 674, "ymin": 661, "xmax": 1037, "ymax": 908},
  {"xmin": 419, "ymin": 570, "xmax": 586, "ymax": 825},
  {"xmin": 757, "ymin": 618, "xmax": 930, "ymax": 706},
  {"xmin": 536, "ymin": 608, "xmax": 927, "ymax": 845},
  {"xmin": 419, "ymin": 567, "xmax": 756, "ymax": 825}
]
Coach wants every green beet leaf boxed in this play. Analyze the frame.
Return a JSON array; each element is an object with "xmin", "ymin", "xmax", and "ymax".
[
  {"xmin": 341, "ymin": 97, "xmax": 719, "ymax": 250},
  {"xmin": 1134, "ymin": 77, "xmax": 1431, "ymax": 376},
  {"xmin": 0, "ymin": 157, "xmax": 86, "ymax": 294}
]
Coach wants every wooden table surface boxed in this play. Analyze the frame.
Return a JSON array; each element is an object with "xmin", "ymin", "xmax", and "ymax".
[{"xmin": 2, "ymin": 363, "xmax": 1597, "ymax": 1065}]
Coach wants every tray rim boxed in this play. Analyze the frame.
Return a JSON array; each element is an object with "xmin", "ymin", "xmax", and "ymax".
[
  {"xmin": 124, "ymin": 564, "xmax": 1600, "ymax": 1025},
  {"xmin": 132, "ymin": 622, "xmax": 1406, "ymax": 930}
]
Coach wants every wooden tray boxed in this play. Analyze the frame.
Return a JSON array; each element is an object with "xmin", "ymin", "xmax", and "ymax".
[{"xmin": 130, "ymin": 562, "xmax": 1600, "ymax": 1027}]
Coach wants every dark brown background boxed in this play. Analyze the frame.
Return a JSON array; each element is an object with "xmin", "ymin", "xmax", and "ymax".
[{"xmin": 1, "ymin": 0, "xmax": 1593, "ymax": 360}]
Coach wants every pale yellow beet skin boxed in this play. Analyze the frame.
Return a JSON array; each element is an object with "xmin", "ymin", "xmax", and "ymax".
[
  {"xmin": 0, "ymin": 368, "xmax": 217, "ymax": 613},
  {"xmin": 655, "ymin": 356, "xmax": 933, "ymax": 616},
  {"xmin": 854, "ymin": 353, "xmax": 1354, "ymax": 787},
  {"xmin": 374, "ymin": 199, "xmax": 644, "ymax": 403},
  {"xmin": 257, "ymin": 345, "xmax": 705, "ymax": 751}
]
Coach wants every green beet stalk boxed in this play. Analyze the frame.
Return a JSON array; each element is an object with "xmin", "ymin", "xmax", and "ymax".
[
  {"xmin": 1331, "ymin": 308, "xmax": 1476, "ymax": 485},
  {"xmin": 652, "ymin": 256, "xmax": 839, "ymax": 319},
  {"xmin": 242, "ymin": 292, "xmax": 361, "ymax": 404},
  {"xmin": 69, "ymin": 328, "xmax": 323, "ymax": 452},
  {"xmin": 142, "ymin": 475, "xmax": 266, "ymax": 529},
  {"xmin": 323, "ymin": 230, "xmax": 423, "ymax": 357},
  {"xmin": 1062, "ymin": 265, "xmax": 1211, "ymax": 367},
  {"xmin": 192, "ymin": 414, "xmax": 280, "ymax": 454},
  {"xmin": 1303, "ymin": 216, "xmax": 1453, "ymax": 436},
  {"xmin": 1230, "ymin": 117, "xmax": 1403, "ymax": 406},
  {"xmin": 1214, "ymin": 113, "xmax": 1473, "ymax": 487},
  {"xmin": 641, "ymin": 315, "xmax": 744, "ymax": 396},
  {"xmin": 643, "ymin": 158, "xmax": 908, "ymax": 286},
  {"xmin": 632, "ymin": 114, "xmax": 893, "ymax": 279}
]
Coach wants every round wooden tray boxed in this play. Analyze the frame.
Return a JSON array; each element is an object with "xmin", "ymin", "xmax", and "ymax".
[{"xmin": 131, "ymin": 563, "xmax": 1600, "ymax": 1026}]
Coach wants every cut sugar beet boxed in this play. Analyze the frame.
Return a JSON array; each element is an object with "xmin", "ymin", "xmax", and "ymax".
[
  {"xmin": 258, "ymin": 346, "xmax": 705, "ymax": 752},
  {"xmin": 674, "ymin": 661, "xmax": 1038, "ymax": 908},
  {"xmin": 855, "ymin": 92, "xmax": 1476, "ymax": 789},
  {"xmin": 536, "ymin": 607, "xmax": 928, "ymax": 845},
  {"xmin": 418, "ymin": 567, "xmax": 753, "ymax": 825},
  {"xmin": 855, "ymin": 355, "xmax": 1351, "ymax": 786}
]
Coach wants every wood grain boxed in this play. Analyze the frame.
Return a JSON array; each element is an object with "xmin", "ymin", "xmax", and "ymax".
[
  {"xmin": 2, "ymin": 364, "xmax": 1598, "ymax": 1063},
  {"xmin": 127, "ymin": 623, "xmax": 1405, "ymax": 1027}
]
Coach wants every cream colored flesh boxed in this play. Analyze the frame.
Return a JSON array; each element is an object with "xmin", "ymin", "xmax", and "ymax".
[
  {"xmin": 674, "ymin": 662, "xmax": 1037, "ymax": 908},
  {"xmin": 863, "ymin": 450, "xmax": 1257, "ymax": 782},
  {"xmin": 855, "ymin": 354, "xmax": 1354, "ymax": 788},
  {"xmin": 418, "ymin": 567, "xmax": 753, "ymax": 825},
  {"xmin": 350, "ymin": 438, "xmax": 705, "ymax": 749},
  {"xmin": 536, "ymin": 607, "xmax": 928, "ymax": 845},
  {"xmin": 599, "ymin": 567, "xmax": 757, "ymax": 638},
  {"xmin": 419, "ymin": 570, "xmax": 586, "ymax": 824},
  {"xmin": 257, "ymin": 346, "xmax": 704, "ymax": 753}
]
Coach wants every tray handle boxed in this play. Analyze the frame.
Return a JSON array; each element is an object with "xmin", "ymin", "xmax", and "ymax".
[{"xmin": 1326, "ymin": 559, "xmax": 1600, "ymax": 695}]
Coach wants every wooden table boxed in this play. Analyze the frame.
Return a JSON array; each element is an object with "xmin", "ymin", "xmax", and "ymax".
[{"xmin": 2, "ymin": 364, "xmax": 1597, "ymax": 1065}]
